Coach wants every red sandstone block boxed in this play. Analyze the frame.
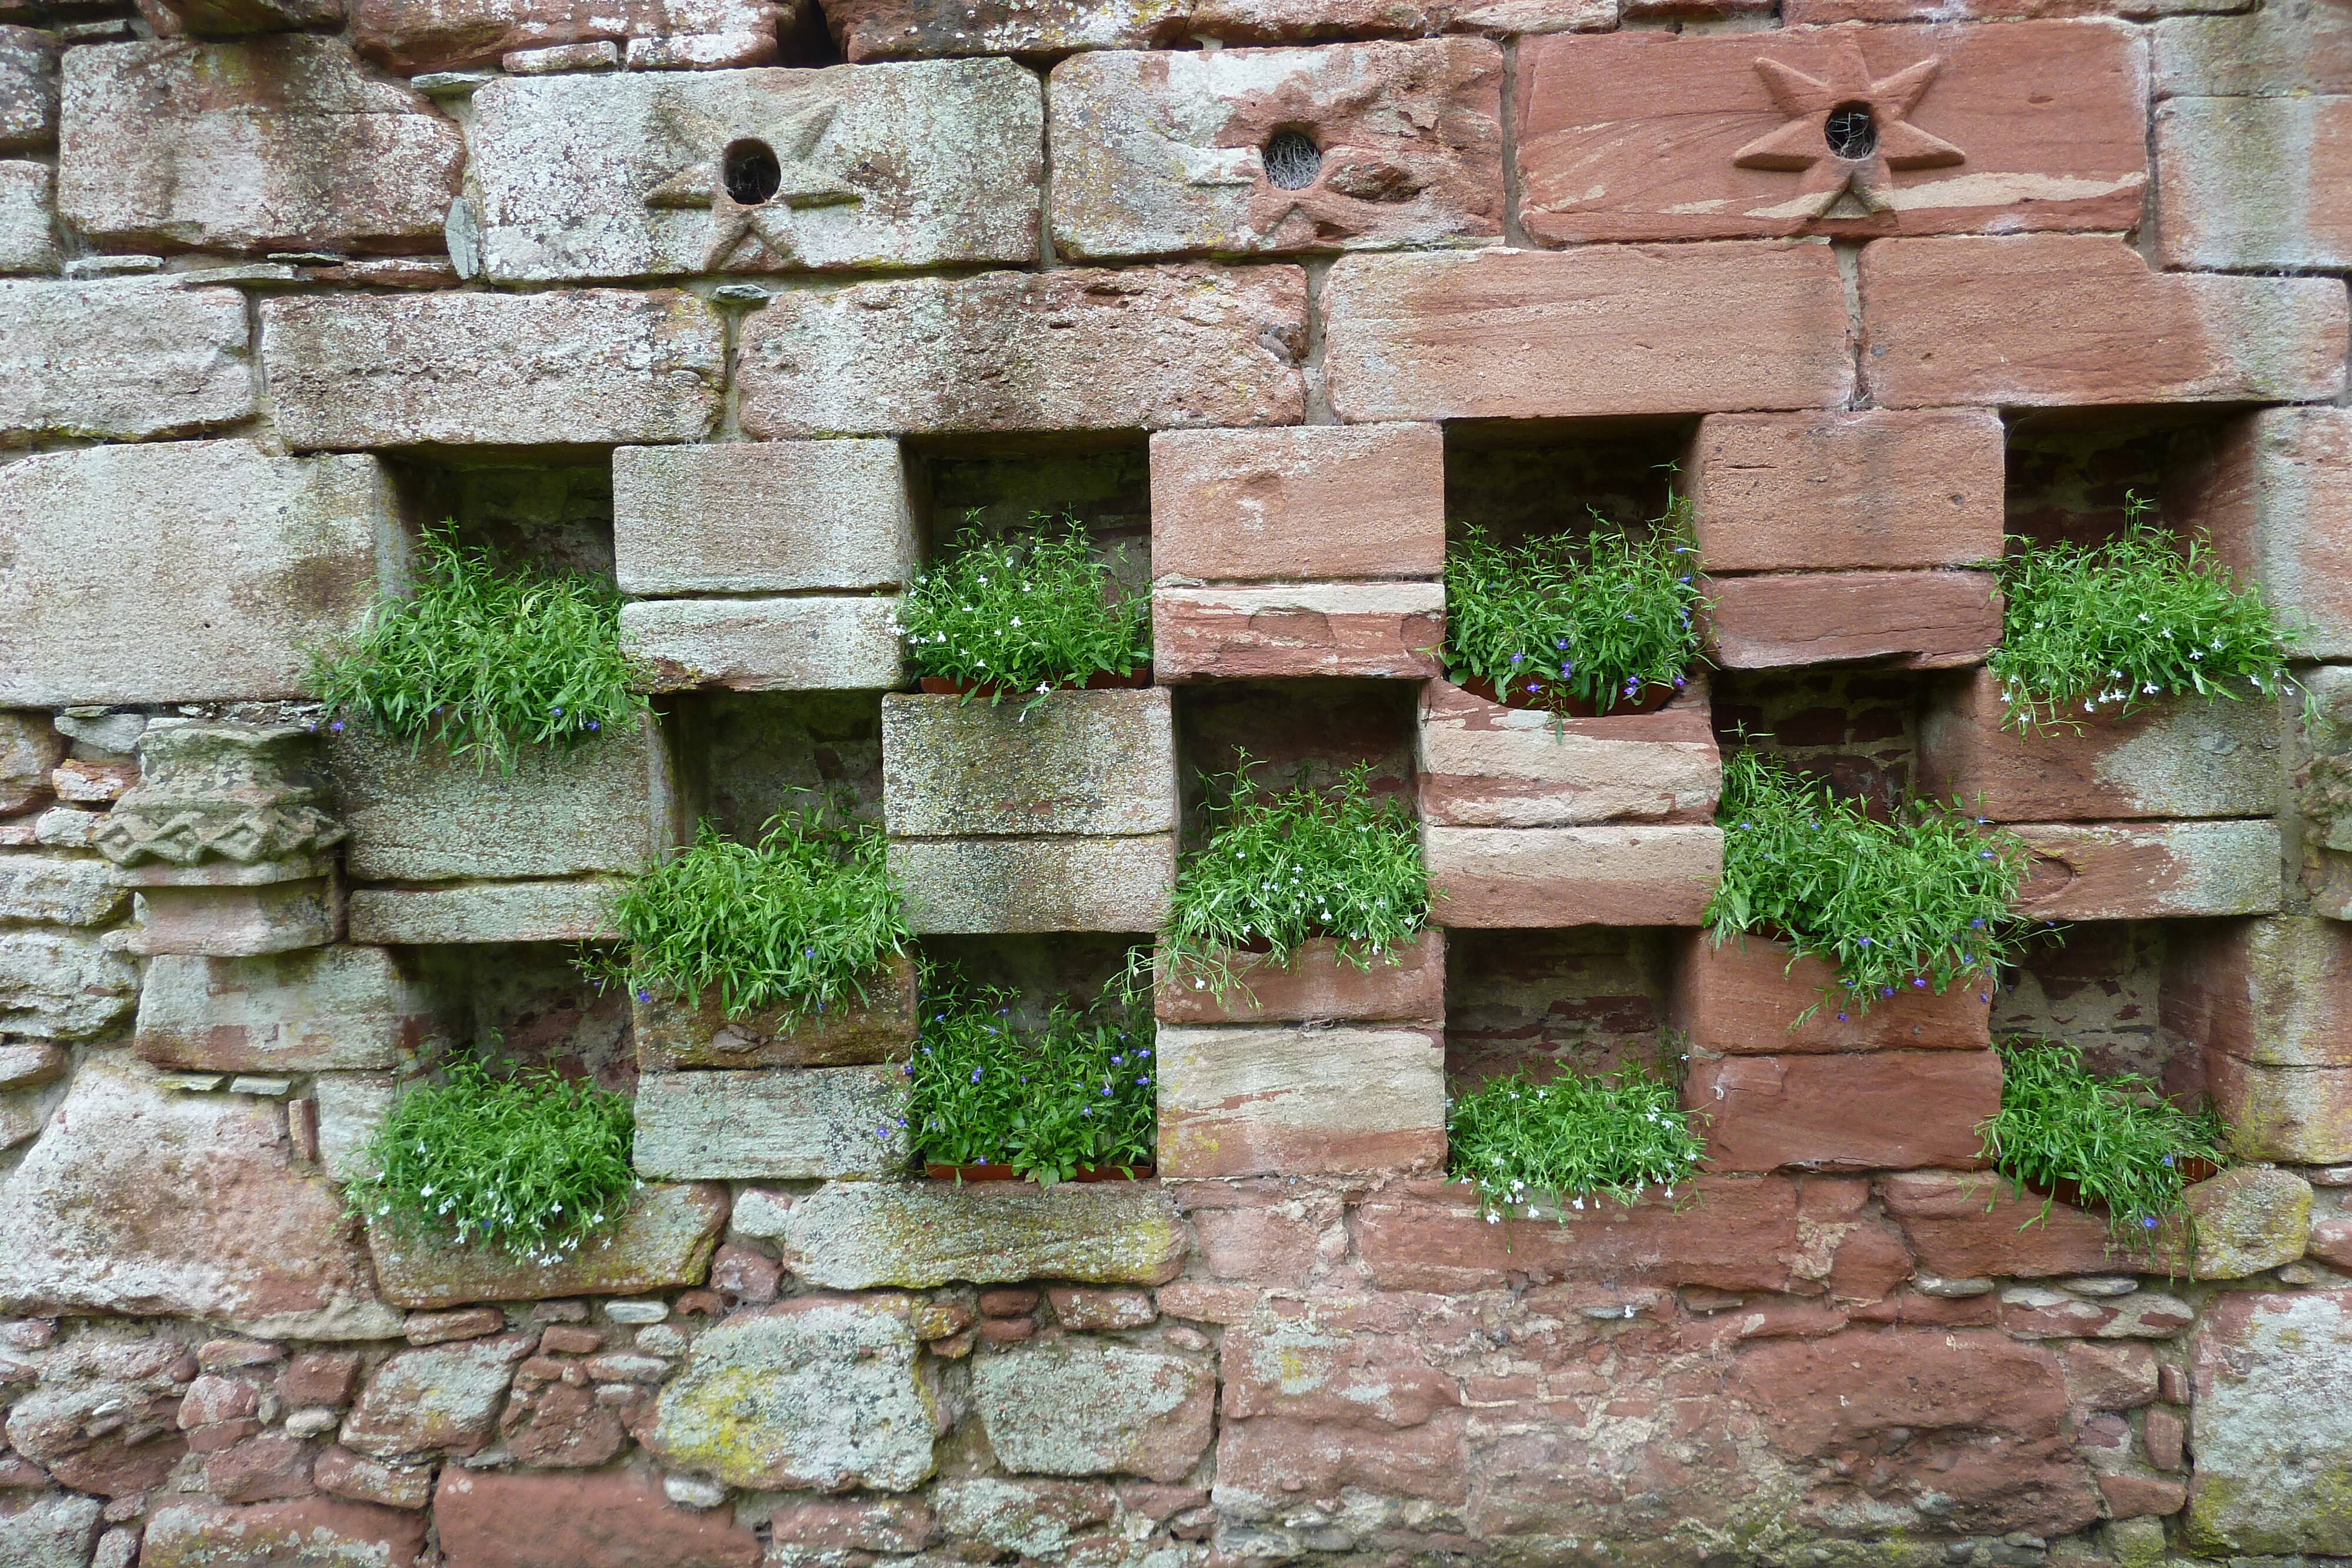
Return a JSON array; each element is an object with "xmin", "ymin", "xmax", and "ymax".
[
  {"xmin": 767, "ymin": 1497, "xmax": 934, "ymax": 1553},
  {"xmin": 2009, "ymin": 820, "xmax": 2280, "ymax": 921},
  {"xmin": 1669, "ymin": 933, "xmax": 1992, "ymax": 1055},
  {"xmin": 1415, "ymin": 677, "xmax": 1720, "ymax": 830},
  {"xmin": 1322, "ymin": 242, "xmax": 1852, "ymax": 423},
  {"xmin": 1423, "ymin": 823, "xmax": 1722, "ymax": 927},
  {"xmin": 1155, "ymin": 1024, "xmax": 1445, "ymax": 1178},
  {"xmin": 2182, "ymin": 406, "xmax": 2352, "ymax": 660},
  {"xmin": 1687, "ymin": 410, "xmax": 2005, "ymax": 573},
  {"xmin": 352, "ymin": 0, "xmax": 785, "ymax": 74},
  {"xmin": 1147, "ymin": 424, "xmax": 1444, "ymax": 584},
  {"xmin": 1686, "ymin": 1050, "xmax": 2002, "ymax": 1173},
  {"xmin": 1704, "ymin": 569, "xmax": 2000, "ymax": 671},
  {"xmin": 2099, "ymin": 1473, "xmax": 2189, "ymax": 1520},
  {"xmin": 2158, "ymin": 95, "xmax": 2352, "ymax": 272},
  {"xmin": 433, "ymin": 1469, "xmax": 759, "ymax": 1568},
  {"xmin": 2201, "ymin": 1049, "xmax": 2352, "ymax": 1165},
  {"xmin": 276, "ymin": 1351, "xmax": 362, "ymax": 1409},
  {"xmin": 1879, "ymin": 1169, "xmax": 2161, "ymax": 1279},
  {"xmin": 1858, "ymin": 235, "xmax": 2347, "ymax": 408},
  {"xmin": 2164, "ymin": 918, "xmax": 2352, "ymax": 1070},
  {"xmin": 1154, "ymin": 932, "xmax": 1444, "ymax": 1026},
  {"xmin": 1516, "ymin": 23, "xmax": 2146, "ymax": 244},
  {"xmin": 1918, "ymin": 669, "xmax": 2284, "ymax": 822},
  {"xmin": 1151, "ymin": 583, "xmax": 1444, "ymax": 680}
]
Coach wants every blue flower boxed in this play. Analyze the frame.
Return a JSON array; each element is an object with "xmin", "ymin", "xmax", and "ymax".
[
  {"xmin": 970, "ymin": 1067, "xmax": 983, "ymax": 1082},
  {"xmin": 1858, "ymin": 937, "xmax": 1872, "ymax": 947},
  {"xmin": 636, "ymin": 989, "xmax": 652, "ymax": 1003},
  {"xmin": 1102, "ymin": 1085, "xmax": 1114, "ymax": 1096},
  {"xmin": 1912, "ymin": 978, "xmax": 1926, "ymax": 988},
  {"xmin": 1970, "ymin": 918, "xmax": 1986, "ymax": 928},
  {"xmin": 330, "ymin": 720, "xmax": 345, "ymax": 732},
  {"xmin": 2142, "ymin": 1216, "xmax": 2159, "ymax": 1229},
  {"xmin": 587, "ymin": 720, "xmax": 600, "ymax": 731},
  {"xmin": 552, "ymin": 706, "xmax": 563, "ymax": 717},
  {"xmin": 1837, "ymin": 1012, "xmax": 1849, "ymax": 1022},
  {"xmin": 1511, "ymin": 653, "xmax": 1525, "ymax": 664}
]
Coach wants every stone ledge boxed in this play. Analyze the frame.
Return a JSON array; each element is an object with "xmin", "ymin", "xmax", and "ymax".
[
  {"xmin": 741, "ymin": 1179, "xmax": 1187, "ymax": 1289},
  {"xmin": 363, "ymin": 1181, "xmax": 729, "ymax": 1308}
]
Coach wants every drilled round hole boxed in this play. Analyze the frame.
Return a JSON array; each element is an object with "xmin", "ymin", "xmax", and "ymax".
[
  {"xmin": 1823, "ymin": 102, "xmax": 1877, "ymax": 161},
  {"xmin": 723, "ymin": 138, "xmax": 783, "ymax": 205},
  {"xmin": 1262, "ymin": 130, "xmax": 1322, "ymax": 191}
]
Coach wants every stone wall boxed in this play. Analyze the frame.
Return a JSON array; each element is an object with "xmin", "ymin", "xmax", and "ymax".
[{"xmin": 2, "ymin": 0, "xmax": 2351, "ymax": 1565}]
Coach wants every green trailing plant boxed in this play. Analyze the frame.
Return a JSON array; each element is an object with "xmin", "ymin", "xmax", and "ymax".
[
  {"xmin": 1990, "ymin": 493, "xmax": 2294, "ymax": 733},
  {"xmin": 1446, "ymin": 1066, "xmax": 1704, "ymax": 1219},
  {"xmin": 347, "ymin": 1057, "xmax": 637, "ymax": 1263},
  {"xmin": 906, "ymin": 979, "xmax": 1156, "ymax": 1184},
  {"xmin": 1441, "ymin": 500, "xmax": 1708, "ymax": 716},
  {"xmin": 589, "ymin": 810, "xmax": 910, "ymax": 1022},
  {"xmin": 1158, "ymin": 760, "xmax": 1430, "ymax": 998},
  {"xmin": 1706, "ymin": 750, "xmax": 2033, "ymax": 1021},
  {"xmin": 309, "ymin": 524, "xmax": 645, "ymax": 773},
  {"xmin": 1980, "ymin": 1037, "xmax": 2226, "ymax": 1241},
  {"xmin": 892, "ymin": 514, "xmax": 1150, "ymax": 700}
]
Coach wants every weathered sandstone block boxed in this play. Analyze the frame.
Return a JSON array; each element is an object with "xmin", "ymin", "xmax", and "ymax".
[
  {"xmin": 1705, "ymin": 570, "xmax": 2002, "ymax": 670},
  {"xmin": 0, "ymin": 25, "xmax": 55, "ymax": 151},
  {"xmin": 2153, "ymin": 1, "xmax": 2352, "ymax": 100},
  {"xmin": 1516, "ymin": 22, "xmax": 2147, "ymax": 243},
  {"xmin": 0, "ymin": 852, "xmax": 124, "ymax": 926},
  {"xmin": 0, "ymin": 161, "xmax": 54, "ymax": 273},
  {"xmin": 1155, "ymin": 932, "xmax": 1443, "ymax": 1025},
  {"xmin": 1051, "ymin": 40, "xmax": 1500, "ymax": 261},
  {"xmin": 1416, "ymin": 677, "xmax": 1720, "ymax": 828},
  {"xmin": 364, "ymin": 1181, "xmax": 728, "ymax": 1306},
  {"xmin": 1858, "ymin": 235, "xmax": 2347, "ymax": 407},
  {"xmin": 354, "ymin": 0, "xmax": 789, "ymax": 73},
  {"xmin": 346, "ymin": 880, "xmax": 625, "ymax": 944},
  {"xmin": 143, "ymin": 1500, "xmax": 429, "ymax": 1568},
  {"xmin": 743, "ymin": 1179, "xmax": 1187, "ymax": 1288},
  {"xmin": 827, "ymin": 0, "xmax": 1614, "ymax": 61},
  {"xmin": 136, "ymin": 947, "xmax": 443, "ymax": 1074},
  {"xmin": 2187, "ymin": 1289, "xmax": 2352, "ymax": 1556},
  {"xmin": 1688, "ymin": 410, "xmax": 2005, "ymax": 573},
  {"xmin": 2157, "ymin": 93, "xmax": 2352, "ymax": 272},
  {"xmin": 2167, "ymin": 917, "xmax": 2352, "ymax": 1164},
  {"xmin": 1149, "ymin": 423, "xmax": 1444, "ymax": 584},
  {"xmin": 58, "ymin": 38, "xmax": 460, "ymax": 256},
  {"xmin": 636, "ymin": 953, "xmax": 917, "ymax": 1068},
  {"xmin": 614, "ymin": 439, "xmax": 917, "ymax": 594},
  {"xmin": 469, "ymin": 59, "xmax": 1039, "ymax": 282},
  {"xmin": 1155, "ymin": 1023, "xmax": 1444, "ymax": 1177},
  {"xmin": 1685, "ymin": 1049, "xmax": 2002, "ymax": 1172},
  {"xmin": 0, "ymin": 929, "xmax": 140, "ymax": 1039},
  {"xmin": 1879, "ymin": 1171, "xmax": 2160, "ymax": 1280},
  {"xmin": 122, "ymin": 857, "xmax": 345, "ymax": 959},
  {"xmin": 883, "ymin": 690, "xmax": 1175, "ymax": 838},
  {"xmin": 1671, "ymin": 934, "xmax": 1992, "ymax": 1055},
  {"xmin": 737, "ymin": 264, "xmax": 1307, "ymax": 435},
  {"xmin": 0, "ymin": 711, "xmax": 64, "ymax": 814},
  {"xmin": 339, "ymin": 1332, "xmax": 535, "ymax": 1456},
  {"xmin": 0, "ymin": 280, "xmax": 252, "ymax": 443},
  {"xmin": 974, "ymin": 1340, "xmax": 1213, "ymax": 1483},
  {"xmin": 2009, "ymin": 820, "xmax": 2280, "ymax": 921},
  {"xmin": 260, "ymin": 289, "xmax": 723, "ymax": 449},
  {"xmin": 2171, "ymin": 1166, "xmax": 2310, "ymax": 1280},
  {"xmin": 622, "ymin": 597, "xmax": 904, "ymax": 692},
  {"xmin": 1154, "ymin": 583, "xmax": 1444, "ymax": 680},
  {"xmin": 0, "ymin": 1495, "xmax": 101, "ymax": 1568},
  {"xmin": 433, "ymin": 1470, "xmax": 761, "ymax": 1568},
  {"xmin": 2187, "ymin": 406, "xmax": 2352, "ymax": 658},
  {"xmin": 148, "ymin": 0, "xmax": 349, "ymax": 32},
  {"xmin": 633, "ymin": 1065, "xmax": 910, "ymax": 1179},
  {"xmin": 1423, "ymin": 823, "xmax": 1722, "ymax": 927},
  {"xmin": 2203, "ymin": 1050, "xmax": 2352, "ymax": 1164},
  {"xmin": 1322, "ymin": 243, "xmax": 1852, "ymax": 422}
]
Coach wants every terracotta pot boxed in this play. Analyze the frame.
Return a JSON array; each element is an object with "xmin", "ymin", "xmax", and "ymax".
[
  {"xmin": 924, "ymin": 1162, "xmax": 1155, "ymax": 1183},
  {"xmin": 1456, "ymin": 673, "xmax": 1679, "ymax": 718},
  {"xmin": 917, "ymin": 666, "xmax": 1152, "ymax": 699}
]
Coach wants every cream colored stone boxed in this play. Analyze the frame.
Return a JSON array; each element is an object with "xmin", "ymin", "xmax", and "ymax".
[
  {"xmin": 0, "ymin": 161, "xmax": 53, "ymax": 273},
  {"xmin": 632, "ymin": 1066, "xmax": 911, "ymax": 1180},
  {"xmin": 1424, "ymin": 823, "xmax": 1723, "ymax": 927},
  {"xmin": 613, "ymin": 439, "xmax": 917, "ymax": 594},
  {"xmin": 749, "ymin": 1179, "xmax": 1187, "ymax": 1289},
  {"xmin": 135, "ymin": 947, "xmax": 444, "ymax": 1074},
  {"xmin": 1416, "ymin": 678, "xmax": 1720, "ymax": 828},
  {"xmin": 882, "ymin": 690, "xmax": 1177, "ymax": 838},
  {"xmin": 888, "ymin": 835, "xmax": 1177, "ymax": 934},
  {"xmin": 620, "ymin": 597, "xmax": 904, "ymax": 692},
  {"xmin": 1156, "ymin": 1022, "xmax": 1444, "ymax": 1178},
  {"xmin": 0, "ymin": 280, "xmax": 251, "ymax": 443},
  {"xmin": 2009, "ymin": 820, "xmax": 2280, "ymax": 922},
  {"xmin": 345, "ymin": 880, "xmax": 624, "ymax": 944},
  {"xmin": 0, "ymin": 929, "xmax": 139, "ymax": 1039}
]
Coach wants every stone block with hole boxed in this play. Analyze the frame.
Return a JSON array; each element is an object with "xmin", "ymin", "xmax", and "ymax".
[
  {"xmin": 1424, "ymin": 823, "xmax": 1721, "ymax": 927},
  {"xmin": 1417, "ymin": 677, "xmax": 1720, "ymax": 829},
  {"xmin": 1155, "ymin": 1023, "xmax": 1445, "ymax": 1178}
]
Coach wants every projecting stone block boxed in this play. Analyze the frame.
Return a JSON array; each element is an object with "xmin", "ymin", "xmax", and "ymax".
[
  {"xmin": 1669, "ymin": 934, "xmax": 1992, "ymax": 1055},
  {"xmin": 1919, "ymin": 670, "xmax": 2283, "ymax": 821},
  {"xmin": 614, "ymin": 439, "xmax": 917, "ymax": 595},
  {"xmin": 622, "ymin": 597, "xmax": 905, "ymax": 692},
  {"xmin": 1705, "ymin": 570, "xmax": 2001, "ymax": 670},
  {"xmin": 882, "ymin": 690, "xmax": 1175, "ymax": 838},
  {"xmin": 1880, "ymin": 1171, "xmax": 2160, "ymax": 1281},
  {"xmin": 1417, "ymin": 678, "xmax": 1722, "ymax": 828},
  {"xmin": 2188, "ymin": 406, "xmax": 2352, "ymax": 659},
  {"xmin": 633, "ymin": 1065, "xmax": 910, "ymax": 1180},
  {"xmin": 1153, "ymin": 583, "xmax": 1444, "ymax": 680},
  {"xmin": 353, "ymin": 0, "xmax": 788, "ymax": 74},
  {"xmin": 0, "ymin": 162, "xmax": 54, "ymax": 274},
  {"xmin": 468, "ymin": 59, "xmax": 1039, "ymax": 282},
  {"xmin": 2157, "ymin": 94, "xmax": 2352, "ymax": 272},
  {"xmin": 259, "ymin": 289, "xmax": 723, "ymax": 449},
  {"xmin": 888, "ymin": 835, "xmax": 1176, "ymax": 934},
  {"xmin": 0, "ymin": 26, "xmax": 55, "ymax": 151},
  {"xmin": 1155, "ymin": 1022, "xmax": 1444, "ymax": 1178},
  {"xmin": 346, "ymin": 881, "xmax": 625, "ymax": 944},
  {"xmin": 1423, "ymin": 823, "xmax": 1722, "ymax": 927},
  {"xmin": 1857, "ymin": 235, "xmax": 2347, "ymax": 407},
  {"xmin": 2186, "ymin": 1289, "xmax": 2352, "ymax": 1556},
  {"xmin": 364, "ymin": 1181, "xmax": 729, "ymax": 1307},
  {"xmin": 2204, "ymin": 1052, "xmax": 2352, "ymax": 1165},
  {"xmin": 0, "ymin": 929, "xmax": 139, "ymax": 1039},
  {"xmin": 135, "ymin": 946, "xmax": 444, "ymax": 1074},
  {"xmin": 0, "ymin": 280, "xmax": 252, "ymax": 443},
  {"xmin": 1322, "ymin": 243, "xmax": 1852, "ymax": 422},
  {"xmin": 636, "ymin": 953, "xmax": 917, "ymax": 1068},
  {"xmin": 1515, "ymin": 22, "xmax": 2147, "ymax": 244},
  {"xmin": 2009, "ymin": 820, "xmax": 2280, "ymax": 921},
  {"xmin": 1687, "ymin": 410, "xmax": 2006, "ymax": 573},
  {"xmin": 2165, "ymin": 916, "xmax": 2352, "ymax": 1069},
  {"xmin": 0, "ymin": 442, "xmax": 399, "ymax": 707},
  {"xmin": 149, "ymin": 0, "xmax": 349, "ymax": 31},
  {"xmin": 1154, "ymin": 932, "xmax": 1444, "ymax": 1026},
  {"xmin": 827, "ymin": 0, "xmax": 1615, "ymax": 62},
  {"xmin": 58, "ymin": 38, "xmax": 460, "ymax": 256},
  {"xmin": 1686, "ymin": 1050, "xmax": 2002, "ymax": 1174},
  {"xmin": 744, "ymin": 1178, "xmax": 1188, "ymax": 1288},
  {"xmin": 1050, "ymin": 40, "xmax": 1501, "ymax": 262},
  {"xmin": 123, "ymin": 858, "xmax": 345, "ymax": 958},
  {"xmin": 736, "ymin": 264, "xmax": 1306, "ymax": 436},
  {"xmin": 973, "ymin": 1339, "xmax": 1214, "ymax": 1484},
  {"xmin": 1149, "ymin": 424, "xmax": 1444, "ymax": 584}
]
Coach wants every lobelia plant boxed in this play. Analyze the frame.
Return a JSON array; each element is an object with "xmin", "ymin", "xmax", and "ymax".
[
  {"xmin": 892, "ymin": 513, "xmax": 1151, "ymax": 703},
  {"xmin": 308, "ymin": 524, "xmax": 647, "ymax": 774},
  {"xmin": 905, "ymin": 978, "xmax": 1157, "ymax": 1185},
  {"xmin": 348, "ymin": 1055, "xmax": 639, "ymax": 1264},
  {"xmin": 1441, "ymin": 497, "xmax": 1709, "ymax": 716},
  {"xmin": 1980, "ymin": 1037, "xmax": 2227, "ymax": 1243},
  {"xmin": 1707, "ymin": 750, "xmax": 2034, "ymax": 1023},
  {"xmin": 1990, "ymin": 492, "xmax": 2294, "ymax": 733},
  {"xmin": 1446, "ymin": 1066, "xmax": 1705, "ymax": 1221}
]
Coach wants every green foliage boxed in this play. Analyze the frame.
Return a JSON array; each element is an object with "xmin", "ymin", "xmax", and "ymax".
[
  {"xmin": 348, "ymin": 1057, "xmax": 637, "ymax": 1263},
  {"xmin": 1706, "ymin": 751, "xmax": 2033, "ymax": 1019},
  {"xmin": 1159, "ymin": 761, "xmax": 1430, "ymax": 996},
  {"xmin": 594, "ymin": 811, "xmax": 910, "ymax": 1021},
  {"xmin": 893, "ymin": 514, "xmax": 1150, "ymax": 698},
  {"xmin": 309, "ymin": 525, "xmax": 646, "ymax": 773},
  {"xmin": 907, "ymin": 979, "xmax": 1156, "ymax": 1183},
  {"xmin": 1446, "ymin": 1067, "xmax": 1704, "ymax": 1218},
  {"xmin": 1980, "ymin": 1037, "xmax": 2227, "ymax": 1239},
  {"xmin": 1441, "ymin": 501, "xmax": 1707, "ymax": 714},
  {"xmin": 1990, "ymin": 494, "xmax": 2294, "ymax": 733}
]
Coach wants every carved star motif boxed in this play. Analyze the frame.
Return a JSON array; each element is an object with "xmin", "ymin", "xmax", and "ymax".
[
  {"xmin": 1731, "ymin": 38, "xmax": 1965, "ymax": 219},
  {"xmin": 643, "ymin": 100, "xmax": 861, "ymax": 272}
]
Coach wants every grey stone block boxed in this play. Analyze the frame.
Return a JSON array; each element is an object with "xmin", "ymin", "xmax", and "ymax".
[
  {"xmin": 632, "ymin": 1065, "xmax": 911, "ymax": 1180},
  {"xmin": 621, "ymin": 597, "xmax": 905, "ymax": 692},
  {"xmin": 614, "ymin": 440, "xmax": 918, "ymax": 596},
  {"xmin": 0, "ymin": 279, "xmax": 252, "ymax": 443}
]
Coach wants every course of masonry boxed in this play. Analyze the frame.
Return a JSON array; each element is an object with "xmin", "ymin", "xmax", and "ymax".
[{"xmin": 4, "ymin": 0, "xmax": 2352, "ymax": 1563}]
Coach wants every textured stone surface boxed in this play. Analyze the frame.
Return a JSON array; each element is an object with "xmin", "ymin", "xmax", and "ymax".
[
  {"xmin": 1154, "ymin": 932, "xmax": 1443, "ymax": 1025},
  {"xmin": 1322, "ymin": 243, "xmax": 1851, "ymax": 422},
  {"xmin": 339, "ymin": 1332, "xmax": 534, "ymax": 1457},
  {"xmin": 1416, "ymin": 678, "xmax": 1719, "ymax": 829},
  {"xmin": 0, "ymin": 25, "xmax": 55, "ymax": 152},
  {"xmin": 2007, "ymin": 820, "xmax": 2280, "ymax": 921},
  {"xmin": 2191, "ymin": 406, "xmax": 2352, "ymax": 660},
  {"xmin": 1148, "ymin": 423, "xmax": 1443, "ymax": 584},
  {"xmin": 0, "ymin": 928, "xmax": 136, "ymax": 1038},
  {"xmin": 1050, "ymin": 40, "xmax": 1501, "ymax": 261},
  {"xmin": 883, "ymin": 690, "xmax": 1175, "ymax": 838},
  {"xmin": 346, "ymin": 880, "xmax": 624, "ymax": 944},
  {"xmin": 0, "ymin": 1494, "xmax": 102, "ymax": 1568},
  {"xmin": 827, "ymin": 0, "xmax": 1615, "ymax": 61},
  {"xmin": 143, "ymin": 1499, "xmax": 429, "ymax": 1568},
  {"xmin": 736, "ymin": 264, "xmax": 1306, "ymax": 436},
  {"xmin": 2186, "ymin": 1289, "xmax": 2352, "ymax": 1555},
  {"xmin": 1671, "ymin": 934, "xmax": 1992, "ymax": 1055},
  {"xmin": 152, "ymin": 0, "xmax": 349, "ymax": 31},
  {"xmin": 635, "ymin": 954, "xmax": 917, "ymax": 1068},
  {"xmin": 2153, "ymin": 0, "xmax": 2352, "ymax": 99},
  {"xmin": 648, "ymin": 1295, "xmax": 935, "ymax": 1491},
  {"xmin": 468, "ymin": 59, "xmax": 1038, "ymax": 282},
  {"xmin": 1881, "ymin": 1172, "xmax": 2160, "ymax": 1280},
  {"xmin": 354, "ymin": 0, "xmax": 786, "ymax": 74},
  {"xmin": 1422, "ymin": 823, "xmax": 1722, "ymax": 927},
  {"xmin": 614, "ymin": 439, "xmax": 917, "ymax": 595},
  {"xmin": 260, "ymin": 289, "xmax": 723, "ymax": 449},
  {"xmin": 745, "ymin": 1179, "xmax": 1187, "ymax": 1288},
  {"xmin": 364, "ymin": 1182, "xmax": 726, "ymax": 1307},
  {"xmin": 0, "ymin": 161, "xmax": 54, "ymax": 273},
  {"xmin": 1155, "ymin": 1023, "xmax": 1444, "ymax": 1177},
  {"xmin": 0, "ymin": 280, "xmax": 252, "ymax": 443},
  {"xmin": 973, "ymin": 1339, "xmax": 1212, "ymax": 1483},
  {"xmin": 1705, "ymin": 570, "xmax": 2002, "ymax": 670},
  {"xmin": 433, "ymin": 1469, "xmax": 761, "ymax": 1568},
  {"xmin": 136, "ymin": 947, "xmax": 444, "ymax": 1073},
  {"xmin": 58, "ymin": 38, "xmax": 460, "ymax": 256},
  {"xmin": 1686, "ymin": 1049, "xmax": 2003, "ymax": 1173},
  {"xmin": 0, "ymin": 711, "xmax": 66, "ymax": 814},
  {"xmin": 1154, "ymin": 582, "xmax": 1442, "ymax": 680},
  {"xmin": 0, "ymin": 1055, "xmax": 397, "ymax": 1337},
  {"xmin": 2158, "ymin": 93, "xmax": 2352, "ymax": 271},
  {"xmin": 633, "ymin": 1065, "xmax": 911, "ymax": 1179},
  {"xmin": 2203, "ymin": 1049, "xmax": 2352, "ymax": 1165},
  {"xmin": 622, "ymin": 596, "xmax": 905, "ymax": 692},
  {"xmin": 1516, "ymin": 22, "xmax": 2147, "ymax": 243},
  {"xmin": 1359, "ymin": 1172, "xmax": 1804, "ymax": 1287},
  {"xmin": 1857, "ymin": 235, "xmax": 2347, "ymax": 407},
  {"xmin": 2174, "ymin": 1166, "xmax": 2311, "ymax": 1279},
  {"xmin": 0, "ymin": 852, "xmax": 124, "ymax": 925},
  {"xmin": 2165, "ymin": 916, "xmax": 2352, "ymax": 1069}
]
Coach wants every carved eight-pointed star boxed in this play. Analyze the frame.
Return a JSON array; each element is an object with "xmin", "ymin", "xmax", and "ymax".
[
  {"xmin": 1731, "ymin": 38, "xmax": 1965, "ymax": 219},
  {"xmin": 643, "ymin": 101, "xmax": 862, "ymax": 272}
]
